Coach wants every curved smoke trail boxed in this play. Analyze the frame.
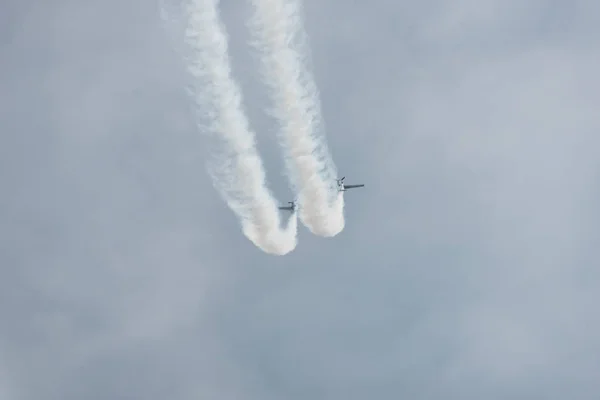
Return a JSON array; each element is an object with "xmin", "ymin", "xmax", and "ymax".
[
  {"xmin": 247, "ymin": 0, "xmax": 345, "ymax": 237},
  {"xmin": 173, "ymin": 0, "xmax": 297, "ymax": 255}
]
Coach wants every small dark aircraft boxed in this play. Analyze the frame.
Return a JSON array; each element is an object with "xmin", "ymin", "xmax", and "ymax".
[
  {"xmin": 278, "ymin": 201, "xmax": 297, "ymax": 213},
  {"xmin": 336, "ymin": 177, "xmax": 365, "ymax": 192}
]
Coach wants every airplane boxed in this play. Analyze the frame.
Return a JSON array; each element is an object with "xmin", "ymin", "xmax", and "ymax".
[
  {"xmin": 278, "ymin": 201, "xmax": 297, "ymax": 213},
  {"xmin": 336, "ymin": 177, "xmax": 365, "ymax": 192}
]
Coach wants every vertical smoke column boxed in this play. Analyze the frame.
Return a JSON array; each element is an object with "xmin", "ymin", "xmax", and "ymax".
[
  {"xmin": 181, "ymin": 0, "xmax": 297, "ymax": 254},
  {"xmin": 248, "ymin": 0, "xmax": 345, "ymax": 237}
]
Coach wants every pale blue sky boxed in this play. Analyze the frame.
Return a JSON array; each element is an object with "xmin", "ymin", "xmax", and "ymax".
[{"xmin": 1, "ymin": 0, "xmax": 599, "ymax": 398}]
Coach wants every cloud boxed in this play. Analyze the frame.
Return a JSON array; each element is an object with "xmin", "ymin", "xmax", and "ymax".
[{"xmin": 1, "ymin": 0, "xmax": 599, "ymax": 399}]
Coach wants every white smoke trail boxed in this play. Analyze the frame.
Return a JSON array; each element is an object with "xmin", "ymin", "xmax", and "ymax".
[
  {"xmin": 248, "ymin": 0, "xmax": 345, "ymax": 237},
  {"xmin": 170, "ymin": 0, "xmax": 297, "ymax": 255}
]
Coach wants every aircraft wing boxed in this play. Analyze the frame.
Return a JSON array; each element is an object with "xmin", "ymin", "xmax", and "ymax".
[
  {"xmin": 278, "ymin": 206, "xmax": 293, "ymax": 211},
  {"xmin": 344, "ymin": 184, "xmax": 365, "ymax": 189}
]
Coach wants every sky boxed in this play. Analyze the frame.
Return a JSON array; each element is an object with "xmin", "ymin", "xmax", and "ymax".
[{"xmin": 1, "ymin": 0, "xmax": 599, "ymax": 398}]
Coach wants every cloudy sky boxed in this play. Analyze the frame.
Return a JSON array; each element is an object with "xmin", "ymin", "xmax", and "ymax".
[{"xmin": 2, "ymin": 0, "xmax": 599, "ymax": 398}]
